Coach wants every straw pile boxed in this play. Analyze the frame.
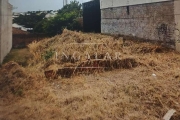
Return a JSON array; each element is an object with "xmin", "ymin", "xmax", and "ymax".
[
  {"xmin": 0, "ymin": 61, "xmax": 27, "ymax": 98},
  {"xmin": 0, "ymin": 61, "xmax": 46, "ymax": 104},
  {"xmin": 28, "ymin": 29, "xmax": 141, "ymax": 78},
  {"xmin": 28, "ymin": 29, "xmax": 176, "ymax": 79}
]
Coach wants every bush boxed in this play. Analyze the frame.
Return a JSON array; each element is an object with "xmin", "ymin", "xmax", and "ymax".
[{"xmin": 34, "ymin": 0, "xmax": 82, "ymax": 36}]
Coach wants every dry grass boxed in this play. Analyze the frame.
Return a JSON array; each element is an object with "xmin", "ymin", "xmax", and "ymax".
[
  {"xmin": 3, "ymin": 48, "xmax": 32, "ymax": 66},
  {"xmin": 0, "ymin": 29, "xmax": 180, "ymax": 120}
]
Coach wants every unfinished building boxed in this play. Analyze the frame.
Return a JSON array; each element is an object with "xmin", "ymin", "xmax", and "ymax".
[{"xmin": 100, "ymin": 0, "xmax": 180, "ymax": 51}]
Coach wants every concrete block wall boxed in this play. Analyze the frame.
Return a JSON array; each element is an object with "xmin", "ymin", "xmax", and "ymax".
[
  {"xmin": 0, "ymin": 0, "xmax": 12, "ymax": 63},
  {"xmin": 101, "ymin": 1, "xmax": 176, "ymax": 45}
]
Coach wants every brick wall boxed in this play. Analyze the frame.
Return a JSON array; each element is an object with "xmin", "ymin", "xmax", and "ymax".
[
  {"xmin": 13, "ymin": 28, "xmax": 47, "ymax": 48},
  {"xmin": 0, "ymin": 0, "xmax": 12, "ymax": 63},
  {"xmin": 101, "ymin": 1, "xmax": 175, "ymax": 44}
]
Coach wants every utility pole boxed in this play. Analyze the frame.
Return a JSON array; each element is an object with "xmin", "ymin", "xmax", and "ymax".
[{"xmin": 63, "ymin": 0, "xmax": 68, "ymax": 7}]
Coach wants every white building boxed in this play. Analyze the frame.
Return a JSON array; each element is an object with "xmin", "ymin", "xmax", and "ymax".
[
  {"xmin": 13, "ymin": 23, "xmax": 33, "ymax": 32},
  {"xmin": 45, "ymin": 12, "xmax": 57, "ymax": 19}
]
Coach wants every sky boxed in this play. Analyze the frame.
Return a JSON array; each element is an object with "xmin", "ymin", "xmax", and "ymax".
[{"xmin": 9, "ymin": 0, "xmax": 90, "ymax": 12}]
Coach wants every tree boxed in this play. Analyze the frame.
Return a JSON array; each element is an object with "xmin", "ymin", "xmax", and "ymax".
[
  {"xmin": 34, "ymin": 0, "xmax": 82, "ymax": 36},
  {"xmin": 13, "ymin": 12, "xmax": 46, "ymax": 28}
]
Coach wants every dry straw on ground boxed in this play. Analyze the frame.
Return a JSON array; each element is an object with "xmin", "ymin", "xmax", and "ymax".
[{"xmin": 0, "ymin": 29, "xmax": 180, "ymax": 120}]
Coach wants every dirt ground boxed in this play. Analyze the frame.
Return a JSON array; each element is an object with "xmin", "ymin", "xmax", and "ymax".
[{"xmin": 0, "ymin": 30, "xmax": 180, "ymax": 120}]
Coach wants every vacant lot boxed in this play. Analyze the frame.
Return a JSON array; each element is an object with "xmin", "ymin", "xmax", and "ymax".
[{"xmin": 0, "ymin": 30, "xmax": 180, "ymax": 120}]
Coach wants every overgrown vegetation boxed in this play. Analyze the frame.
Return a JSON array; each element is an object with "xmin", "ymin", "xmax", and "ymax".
[{"xmin": 1, "ymin": 31, "xmax": 180, "ymax": 119}]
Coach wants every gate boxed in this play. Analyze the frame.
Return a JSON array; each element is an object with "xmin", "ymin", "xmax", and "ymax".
[{"xmin": 83, "ymin": 0, "xmax": 101, "ymax": 33}]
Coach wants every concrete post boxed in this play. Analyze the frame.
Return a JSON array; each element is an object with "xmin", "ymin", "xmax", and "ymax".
[{"xmin": 0, "ymin": 0, "xmax": 12, "ymax": 63}]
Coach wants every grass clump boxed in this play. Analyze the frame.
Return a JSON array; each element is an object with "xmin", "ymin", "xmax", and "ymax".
[
  {"xmin": 3, "ymin": 48, "xmax": 31, "ymax": 66},
  {"xmin": 42, "ymin": 49, "xmax": 55, "ymax": 61}
]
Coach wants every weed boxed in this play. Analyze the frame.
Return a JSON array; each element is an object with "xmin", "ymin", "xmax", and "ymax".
[{"xmin": 43, "ymin": 49, "xmax": 54, "ymax": 61}]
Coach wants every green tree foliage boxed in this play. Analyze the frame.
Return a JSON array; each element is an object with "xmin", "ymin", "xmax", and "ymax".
[
  {"xmin": 13, "ymin": 12, "xmax": 46, "ymax": 28},
  {"xmin": 13, "ymin": 0, "xmax": 82, "ymax": 35},
  {"xmin": 34, "ymin": 0, "xmax": 82, "ymax": 36}
]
